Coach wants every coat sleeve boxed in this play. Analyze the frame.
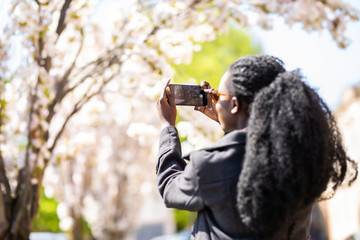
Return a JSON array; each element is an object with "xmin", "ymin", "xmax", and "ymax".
[{"xmin": 156, "ymin": 126, "xmax": 204, "ymax": 211}]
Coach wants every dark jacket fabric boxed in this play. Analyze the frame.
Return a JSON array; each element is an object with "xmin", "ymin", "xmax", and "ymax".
[{"xmin": 156, "ymin": 126, "xmax": 313, "ymax": 240}]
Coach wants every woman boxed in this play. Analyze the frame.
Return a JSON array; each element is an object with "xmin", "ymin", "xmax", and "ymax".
[{"xmin": 156, "ymin": 55, "xmax": 357, "ymax": 240}]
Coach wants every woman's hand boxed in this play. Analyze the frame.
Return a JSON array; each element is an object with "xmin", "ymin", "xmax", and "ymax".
[
  {"xmin": 156, "ymin": 79, "xmax": 177, "ymax": 128},
  {"xmin": 194, "ymin": 81, "xmax": 219, "ymax": 123}
]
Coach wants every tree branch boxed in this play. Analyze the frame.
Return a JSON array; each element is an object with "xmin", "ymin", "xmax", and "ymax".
[
  {"xmin": 56, "ymin": 0, "xmax": 73, "ymax": 36},
  {"xmin": 0, "ymin": 183, "xmax": 9, "ymax": 239},
  {"xmin": 10, "ymin": 178, "xmax": 31, "ymax": 236},
  {"xmin": 50, "ymin": 51, "xmax": 118, "ymax": 115},
  {"xmin": 49, "ymin": 72, "xmax": 118, "ymax": 154},
  {"xmin": 0, "ymin": 97, "xmax": 11, "ymax": 211},
  {"xmin": 30, "ymin": 178, "xmax": 42, "ymax": 220},
  {"xmin": 189, "ymin": 0, "xmax": 203, "ymax": 8},
  {"xmin": 47, "ymin": 28, "xmax": 85, "ymax": 124},
  {"xmin": 11, "ymin": 75, "xmax": 42, "ymax": 234},
  {"xmin": 0, "ymin": 155, "xmax": 12, "ymax": 219}
]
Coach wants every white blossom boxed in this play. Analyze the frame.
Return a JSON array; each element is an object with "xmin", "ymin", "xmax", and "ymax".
[{"xmin": 1, "ymin": 0, "xmax": 359, "ymax": 238}]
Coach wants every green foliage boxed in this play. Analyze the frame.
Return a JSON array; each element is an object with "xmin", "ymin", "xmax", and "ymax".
[
  {"xmin": 32, "ymin": 188, "xmax": 92, "ymax": 239},
  {"xmin": 174, "ymin": 209, "xmax": 197, "ymax": 232},
  {"xmin": 172, "ymin": 27, "xmax": 262, "ymax": 89},
  {"xmin": 171, "ymin": 26, "xmax": 262, "ymax": 232},
  {"xmin": 32, "ymin": 189, "xmax": 61, "ymax": 232}
]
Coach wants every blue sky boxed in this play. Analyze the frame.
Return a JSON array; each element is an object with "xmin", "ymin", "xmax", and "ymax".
[{"xmin": 251, "ymin": 1, "xmax": 360, "ymax": 110}]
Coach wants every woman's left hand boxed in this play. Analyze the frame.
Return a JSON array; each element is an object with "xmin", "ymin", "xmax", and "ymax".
[
  {"xmin": 194, "ymin": 81, "xmax": 219, "ymax": 123},
  {"xmin": 156, "ymin": 79, "xmax": 177, "ymax": 128}
]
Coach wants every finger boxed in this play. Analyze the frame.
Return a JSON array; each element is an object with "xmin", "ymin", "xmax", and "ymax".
[
  {"xmin": 160, "ymin": 83, "xmax": 167, "ymax": 99},
  {"xmin": 160, "ymin": 78, "xmax": 171, "ymax": 103},
  {"xmin": 166, "ymin": 85, "xmax": 175, "ymax": 106},
  {"xmin": 200, "ymin": 81, "xmax": 211, "ymax": 89},
  {"xmin": 156, "ymin": 98, "xmax": 162, "ymax": 112},
  {"xmin": 166, "ymin": 78, "xmax": 176, "ymax": 105},
  {"xmin": 203, "ymin": 89, "xmax": 210, "ymax": 93},
  {"xmin": 160, "ymin": 78, "xmax": 171, "ymax": 100},
  {"xmin": 203, "ymin": 88, "xmax": 212, "ymax": 107}
]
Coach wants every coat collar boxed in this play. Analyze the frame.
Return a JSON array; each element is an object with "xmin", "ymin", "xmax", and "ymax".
[{"xmin": 183, "ymin": 130, "xmax": 247, "ymax": 160}]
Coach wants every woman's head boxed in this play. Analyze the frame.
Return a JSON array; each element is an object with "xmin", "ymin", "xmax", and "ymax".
[
  {"xmin": 215, "ymin": 71, "xmax": 248, "ymax": 132},
  {"xmin": 215, "ymin": 55, "xmax": 286, "ymax": 132},
  {"xmin": 233, "ymin": 55, "xmax": 357, "ymax": 239},
  {"xmin": 225, "ymin": 55, "xmax": 286, "ymax": 105}
]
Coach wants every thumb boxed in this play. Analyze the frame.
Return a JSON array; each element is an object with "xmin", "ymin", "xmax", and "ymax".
[{"xmin": 166, "ymin": 86, "xmax": 175, "ymax": 106}]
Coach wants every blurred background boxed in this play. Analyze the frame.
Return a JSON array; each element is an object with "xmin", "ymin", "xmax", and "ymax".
[{"xmin": 0, "ymin": 0, "xmax": 359, "ymax": 240}]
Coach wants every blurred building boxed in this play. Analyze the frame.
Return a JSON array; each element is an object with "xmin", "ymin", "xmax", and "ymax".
[{"xmin": 319, "ymin": 85, "xmax": 360, "ymax": 240}]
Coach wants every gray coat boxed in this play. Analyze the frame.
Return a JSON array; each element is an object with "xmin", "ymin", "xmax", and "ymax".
[{"xmin": 156, "ymin": 126, "xmax": 312, "ymax": 240}]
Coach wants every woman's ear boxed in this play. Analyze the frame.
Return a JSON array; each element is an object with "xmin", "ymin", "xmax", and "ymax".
[{"xmin": 230, "ymin": 97, "xmax": 241, "ymax": 114}]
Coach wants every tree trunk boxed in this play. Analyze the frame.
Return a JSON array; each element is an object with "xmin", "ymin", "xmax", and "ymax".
[
  {"xmin": 0, "ymin": 171, "xmax": 43, "ymax": 240},
  {"xmin": 71, "ymin": 212, "xmax": 84, "ymax": 240}
]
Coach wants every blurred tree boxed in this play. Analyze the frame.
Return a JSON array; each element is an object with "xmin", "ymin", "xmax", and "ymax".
[{"xmin": 0, "ymin": 0, "xmax": 358, "ymax": 240}]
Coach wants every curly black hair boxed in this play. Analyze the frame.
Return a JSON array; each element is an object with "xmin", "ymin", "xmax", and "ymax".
[{"xmin": 228, "ymin": 55, "xmax": 358, "ymax": 239}]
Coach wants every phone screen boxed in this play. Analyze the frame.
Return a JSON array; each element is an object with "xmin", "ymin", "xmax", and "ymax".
[{"xmin": 169, "ymin": 84, "xmax": 207, "ymax": 106}]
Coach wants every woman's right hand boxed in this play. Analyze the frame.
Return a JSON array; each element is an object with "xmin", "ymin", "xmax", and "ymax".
[
  {"xmin": 194, "ymin": 81, "xmax": 219, "ymax": 123},
  {"xmin": 156, "ymin": 79, "xmax": 177, "ymax": 128}
]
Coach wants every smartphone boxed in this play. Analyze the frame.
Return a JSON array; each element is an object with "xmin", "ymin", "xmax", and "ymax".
[{"xmin": 169, "ymin": 84, "xmax": 207, "ymax": 106}]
